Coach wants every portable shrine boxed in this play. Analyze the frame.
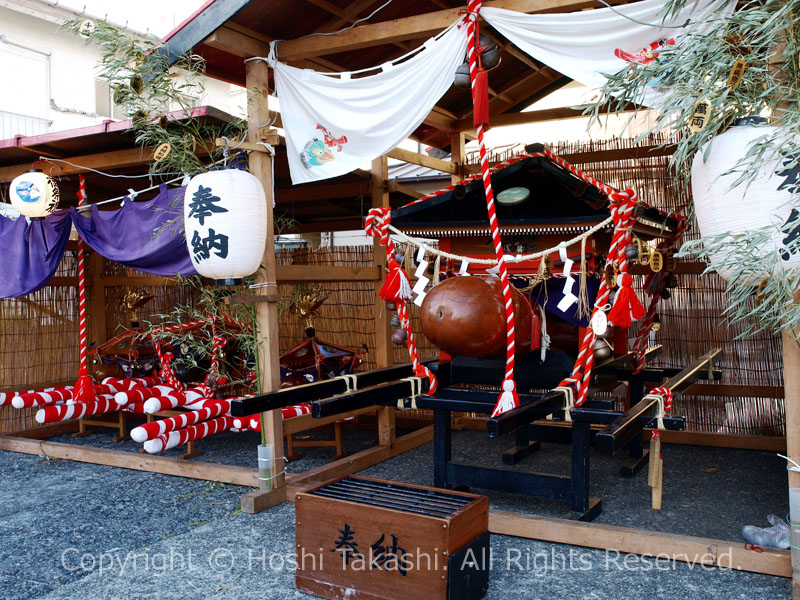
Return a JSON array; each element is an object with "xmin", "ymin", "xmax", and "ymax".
[{"xmin": 231, "ymin": 145, "xmax": 723, "ymax": 521}]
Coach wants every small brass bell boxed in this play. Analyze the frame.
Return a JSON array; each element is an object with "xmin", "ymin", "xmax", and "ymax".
[
  {"xmin": 593, "ymin": 338, "xmax": 613, "ymax": 360},
  {"xmin": 390, "ymin": 315, "xmax": 401, "ymax": 327},
  {"xmin": 454, "ymin": 35, "xmax": 501, "ymax": 89},
  {"xmin": 386, "ymin": 301, "xmax": 396, "ymax": 311},
  {"xmin": 665, "ymin": 274, "xmax": 679, "ymax": 289},
  {"xmin": 624, "ymin": 244, "xmax": 639, "ymax": 260}
]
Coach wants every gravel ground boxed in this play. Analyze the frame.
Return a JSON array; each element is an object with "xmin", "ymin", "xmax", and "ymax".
[{"xmin": 0, "ymin": 424, "xmax": 791, "ymax": 599}]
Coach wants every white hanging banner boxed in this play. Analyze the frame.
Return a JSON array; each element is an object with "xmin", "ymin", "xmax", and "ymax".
[
  {"xmin": 481, "ymin": 0, "xmax": 735, "ymax": 108},
  {"xmin": 272, "ymin": 21, "xmax": 469, "ymax": 185}
]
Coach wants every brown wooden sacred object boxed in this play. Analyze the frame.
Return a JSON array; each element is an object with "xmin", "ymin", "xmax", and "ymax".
[{"xmin": 420, "ymin": 275, "xmax": 538, "ymax": 359}]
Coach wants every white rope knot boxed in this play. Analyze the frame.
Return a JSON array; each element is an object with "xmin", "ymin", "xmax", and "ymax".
[
  {"xmin": 553, "ymin": 386, "xmax": 575, "ymax": 422},
  {"xmin": 267, "ymin": 40, "xmax": 280, "ymax": 67},
  {"xmin": 335, "ymin": 373, "xmax": 358, "ymax": 394},
  {"xmin": 643, "ymin": 393, "xmax": 666, "ymax": 432},
  {"xmin": 397, "ymin": 376, "xmax": 423, "ymax": 409},
  {"xmin": 778, "ymin": 454, "xmax": 800, "ymax": 473}
]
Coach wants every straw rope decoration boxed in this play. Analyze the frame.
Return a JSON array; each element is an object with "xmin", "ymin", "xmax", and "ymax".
[{"xmin": 73, "ymin": 175, "xmax": 96, "ymax": 404}]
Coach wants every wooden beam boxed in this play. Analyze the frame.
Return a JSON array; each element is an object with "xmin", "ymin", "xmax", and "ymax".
[
  {"xmin": 102, "ymin": 276, "xmax": 180, "ymax": 287},
  {"xmin": 387, "ymin": 179, "xmax": 424, "ymax": 199},
  {"xmin": 655, "ymin": 430, "xmax": 786, "ymax": 452},
  {"xmin": 241, "ymin": 486, "xmax": 286, "ymax": 514},
  {"xmin": 5, "ymin": 421, "xmax": 79, "ymax": 439},
  {"xmin": 561, "ymin": 144, "xmax": 677, "ymax": 165},
  {"xmin": 422, "ymin": 108, "xmax": 459, "ymax": 132},
  {"xmin": 489, "ymin": 510, "xmax": 790, "ymax": 578},
  {"xmin": 457, "ymin": 102, "xmax": 641, "ymax": 130},
  {"xmin": 275, "ymin": 180, "xmax": 372, "ymax": 204},
  {"xmin": 277, "ymin": 0, "xmax": 608, "ymax": 61},
  {"xmin": 204, "ymin": 24, "xmax": 342, "ymax": 72},
  {"xmin": 0, "ymin": 435, "xmax": 258, "ymax": 486},
  {"xmin": 679, "ymin": 384, "xmax": 785, "ymax": 398},
  {"xmin": 630, "ymin": 260, "xmax": 707, "ymax": 276},
  {"xmin": 387, "ymin": 147, "xmax": 458, "ymax": 174},
  {"xmin": 0, "ymin": 147, "xmax": 150, "ymax": 183},
  {"xmin": 276, "ymin": 265, "xmax": 382, "ymax": 282}
]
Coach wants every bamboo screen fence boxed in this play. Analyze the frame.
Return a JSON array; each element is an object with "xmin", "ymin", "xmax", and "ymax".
[{"xmin": 0, "ymin": 136, "xmax": 786, "ymax": 436}]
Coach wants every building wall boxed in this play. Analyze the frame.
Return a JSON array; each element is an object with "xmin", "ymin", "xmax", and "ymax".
[{"xmin": 0, "ymin": 3, "xmax": 246, "ymax": 140}]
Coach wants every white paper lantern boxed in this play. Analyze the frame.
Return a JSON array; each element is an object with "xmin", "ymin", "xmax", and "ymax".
[
  {"xmin": 9, "ymin": 170, "xmax": 60, "ymax": 219},
  {"xmin": 183, "ymin": 169, "xmax": 267, "ymax": 285},
  {"xmin": 691, "ymin": 120, "xmax": 799, "ymax": 280}
]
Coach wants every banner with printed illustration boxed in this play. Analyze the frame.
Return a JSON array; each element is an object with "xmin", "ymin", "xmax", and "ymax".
[
  {"xmin": 272, "ymin": 21, "xmax": 469, "ymax": 185},
  {"xmin": 482, "ymin": 0, "xmax": 735, "ymax": 108}
]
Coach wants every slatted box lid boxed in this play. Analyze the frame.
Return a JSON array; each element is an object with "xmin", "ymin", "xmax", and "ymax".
[{"xmin": 296, "ymin": 475, "xmax": 489, "ymax": 600}]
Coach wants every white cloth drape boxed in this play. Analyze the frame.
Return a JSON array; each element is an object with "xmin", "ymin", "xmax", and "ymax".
[
  {"xmin": 482, "ymin": 0, "xmax": 736, "ymax": 108},
  {"xmin": 273, "ymin": 21, "xmax": 469, "ymax": 185}
]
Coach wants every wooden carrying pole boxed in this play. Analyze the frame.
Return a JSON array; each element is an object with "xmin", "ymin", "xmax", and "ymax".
[{"xmin": 242, "ymin": 59, "xmax": 285, "ymax": 513}]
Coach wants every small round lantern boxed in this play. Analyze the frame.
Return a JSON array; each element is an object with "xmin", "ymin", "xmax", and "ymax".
[
  {"xmin": 183, "ymin": 168, "xmax": 267, "ymax": 285},
  {"xmin": 9, "ymin": 170, "xmax": 60, "ymax": 219}
]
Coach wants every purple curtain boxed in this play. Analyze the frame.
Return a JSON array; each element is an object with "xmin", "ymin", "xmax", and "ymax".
[
  {"xmin": 0, "ymin": 211, "xmax": 72, "ymax": 298},
  {"xmin": 71, "ymin": 184, "xmax": 197, "ymax": 276}
]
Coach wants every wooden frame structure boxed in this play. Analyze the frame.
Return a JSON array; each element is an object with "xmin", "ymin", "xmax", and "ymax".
[{"xmin": 0, "ymin": 0, "xmax": 794, "ymax": 586}]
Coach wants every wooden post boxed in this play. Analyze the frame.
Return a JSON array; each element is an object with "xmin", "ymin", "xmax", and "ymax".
[
  {"xmin": 782, "ymin": 328, "xmax": 800, "ymax": 598},
  {"xmin": 372, "ymin": 155, "xmax": 395, "ymax": 446},
  {"xmin": 241, "ymin": 60, "xmax": 285, "ymax": 511},
  {"xmin": 86, "ymin": 251, "xmax": 106, "ymax": 345},
  {"xmin": 450, "ymin": 131, "xmax": 465, "ymax": 185}
]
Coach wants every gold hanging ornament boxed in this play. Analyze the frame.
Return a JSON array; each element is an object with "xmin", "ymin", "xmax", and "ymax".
[
  {"xmin": 153, "ymin": 142, "xmax": 172, "ymax": 162},
  {"xmin": 727, "ymin": 59, "xmax": 746, "ymax": 91},
  {"xmin": 650, "ymin": 250, "xmax": 664, "ymax": 272},
  {"xmin": 688, "ymin": 98, "xmax": 712, "ymax": 133}
]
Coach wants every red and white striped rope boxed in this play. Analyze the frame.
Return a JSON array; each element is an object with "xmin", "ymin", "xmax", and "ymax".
[
  {"xmin": 77, "ymin": 175, "xmax": 89, "ymax": 376},
  {"xmin": 556, "ymin": 189, "xmax": 639, "ymax": 406},
  {"xmin": 0, "ymin": 385, "xmax": 72, "ymax": 406},
  {"xmin": 365, "ymin": 208, "xmax": 437, "ymax": 394},
  {"xmin": 465, "ymin": 0, "xmax": 517, "ymax": 417},
  {"xmin": 648, "ymin": 386, "xmax": 673, "ymax": 439},
  {"xmin": 143, "ymin": 415, "xmax": 235, "ymax": 454},
  {"xmin": 130, "ymin": 399, "xmax": 231, "ymax": 442},
  {"xmin": 35, "ymin": 394, "xmax": 119, "ymax": 424},
  {"xmin": 113, "ymin": 384, "xmax": 177, "ymax": 406}
]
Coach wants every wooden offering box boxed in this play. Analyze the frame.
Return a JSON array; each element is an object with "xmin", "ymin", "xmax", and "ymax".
[{"xmin": 296, "ymin": 475, "xmax": 489, "ymax": 600}]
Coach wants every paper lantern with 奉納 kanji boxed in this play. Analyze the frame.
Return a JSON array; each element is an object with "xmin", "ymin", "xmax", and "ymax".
[
  {"xmin": 691, "ymin": 119, "xmax": 800, "ymax": 280},
  {"xmin": 183, "ymin": 169, "xmax": 267, "ymax": 285},
  {"xmin": 9, "ymin": 170, "xmax": 60, "ymax": 219}
]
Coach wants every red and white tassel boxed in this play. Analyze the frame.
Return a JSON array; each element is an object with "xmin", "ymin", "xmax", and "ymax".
[{"xmin": 607, "ymin": 273, "xmax": 645, "ymax": 327}]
